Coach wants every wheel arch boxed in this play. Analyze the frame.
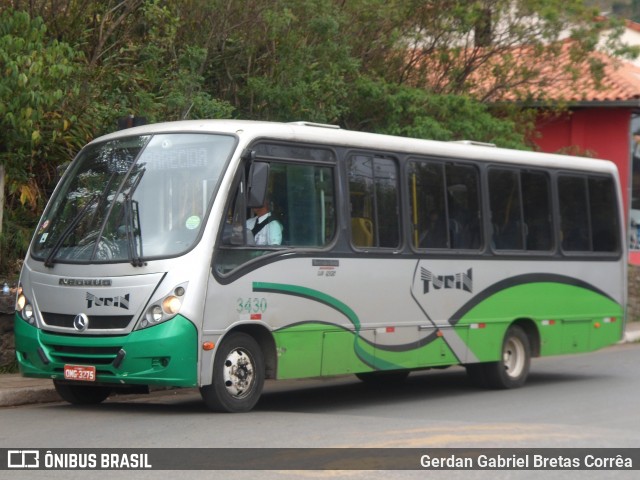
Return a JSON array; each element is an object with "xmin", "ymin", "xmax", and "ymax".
[
  {"xmin": 511, "ymin": 318, "xmax": 540, "ymax": 357},
  {"xmin": 226, "ymin": 323, "xmax": 277, "ymax": 379}
]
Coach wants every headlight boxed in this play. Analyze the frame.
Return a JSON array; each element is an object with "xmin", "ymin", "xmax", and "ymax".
[
  {"xmin": 16, "ymin": 287, "xmax": 36, "ymax": 325},
  {"xmin": 162, "ymin": 295, "xmax": 182, "ymax": 314},
  {"xmin": 137, "ymin": 283, "xmax": 187, "ymax": 330},
  {"xmin": 16, "ymin": 293, "xmax": 26, "ymax": 311}
]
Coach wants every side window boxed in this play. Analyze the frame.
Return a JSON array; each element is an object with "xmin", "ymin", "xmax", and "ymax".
[
  {"xmin": 558, "ymin": 176, "xmax": 591, "ymax": 251},
  {"xmin": 445, "ymin": 164, "xmax": 482, "ymax": 249},
  {"xmin": 409, "ymin": 162, "xmax": 448, "ymax": 248},
  {"xmin": 348, "ymin": 154, "xmax": 400, "ymax": 248},
  {"xmin": 215, "ymin": 150, "xmax": 336, "ymax": 275},
  {"xmin": 489, "ymin": 169, "xmax": 524, "ymax": 250},
  {"xmin": 589, "ymin": 176, "xmax": 620, "ymax": 252},
  {"xmin": 488, "ymin": 168, "xmax": 553, "ymax": 251},
  {"xmin": 521, "ymin": 171, "xmax": 553, "ymax": 251},
  {"xmin": 558, "ymin": 174, "xmax": 620, "ymax": 253},
  {"xmin": 408, "ymin": 160, "xmax": 482, "ymax": 250},
  {"xmin": 269, "ymin": 163, "xmax": 336, "ymax": 247}
]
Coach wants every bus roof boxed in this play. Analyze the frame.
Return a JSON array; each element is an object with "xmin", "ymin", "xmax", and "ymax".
[{"xmin": 91, "ymin": 119, "xmax": 618, "ymax": 175}]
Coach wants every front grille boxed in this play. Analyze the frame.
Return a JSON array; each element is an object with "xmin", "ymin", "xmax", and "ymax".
[
  {"xmin": 47, "ymin": 344, "xmax": 123, "ymax": 366},
  {"xmin": 42, "ymin": 312, "xmax": 132, "ymax": 329}
]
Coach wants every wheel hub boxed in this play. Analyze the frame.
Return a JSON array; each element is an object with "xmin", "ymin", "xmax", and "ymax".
[
  {"xmin": 222, "ymin": 349, "xmax": 255, "ymax": 398},
  {"xmin": 503, "ymin": 337, "xmax": 525, "ymax": 378}
]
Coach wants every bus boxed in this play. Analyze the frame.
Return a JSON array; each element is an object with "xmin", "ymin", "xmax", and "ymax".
[{"xmin": 14, "ymin": 120, "xmax": 626, "ymax": 412}]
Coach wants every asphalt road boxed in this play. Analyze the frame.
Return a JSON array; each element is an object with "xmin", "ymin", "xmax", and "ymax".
[{"xmin": 1, "ymin": 343, "xmax": 639, "ymax": 479}]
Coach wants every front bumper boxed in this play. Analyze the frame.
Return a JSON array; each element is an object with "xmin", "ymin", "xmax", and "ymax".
[{"xmin": 14, "ymin": 314, "xmax": 198, "ymax": 387}]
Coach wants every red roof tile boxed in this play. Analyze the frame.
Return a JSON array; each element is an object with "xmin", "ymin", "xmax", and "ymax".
[
  {"xmin": 485, "ymin": 42, "xmax": 640, "ymax": 104},
  {"xmin": 412, "ymin": 40, "xmax": 640, "ymax": 105}
]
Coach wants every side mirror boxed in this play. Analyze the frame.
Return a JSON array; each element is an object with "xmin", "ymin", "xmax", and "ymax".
[{"xmin": 247, "ymin": 161, "xmax": 269, "ymax": 208}]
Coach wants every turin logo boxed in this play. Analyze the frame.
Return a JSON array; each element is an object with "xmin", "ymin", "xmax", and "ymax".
[
  {"xmin": 421, "ymin": 267, "xmax": 473, "ymax": 294},
  {"xmin": 86, "ymin": 292, "xmax": 130, "ymax": 310}
]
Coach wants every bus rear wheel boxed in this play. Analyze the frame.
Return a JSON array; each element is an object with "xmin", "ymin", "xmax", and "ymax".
[
  {"xmin": 53, "ymin": 381, "xmax": 111, "ymax": 405},
  {"xmin": 200, "ymin": 332, "xmax": 265, "ymax": 413},
  {"xmin": 466, "ymin": 325, "xmax": 531, "ymax": 389}
]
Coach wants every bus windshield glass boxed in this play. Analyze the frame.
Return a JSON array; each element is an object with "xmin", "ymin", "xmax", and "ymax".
[{"xmin": 32, "ymin": 133, "xmax": 235, "ymax": 264}]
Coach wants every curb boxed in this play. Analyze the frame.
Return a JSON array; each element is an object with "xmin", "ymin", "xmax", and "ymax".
[
  {"xmin": 0, "ymin": 385, "xmax": 60, "ymax": 408},
  {"xmin": 622, "ymin": 329, "xmax": 640, "ymax": 344}
]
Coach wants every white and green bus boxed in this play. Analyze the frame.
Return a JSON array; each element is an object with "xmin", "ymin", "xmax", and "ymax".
[{"xmin": 14, "ymin": 120, "xmax": 626, "ymax": 412}]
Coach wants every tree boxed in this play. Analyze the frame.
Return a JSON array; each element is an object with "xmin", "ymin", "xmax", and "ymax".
[
  {"xmin": 162, "ymin": 0, "xmax": 360, "ymax": 123},
  {"xmin": 0, "ymin": 10, "xmax": 80, "ymax": 275},
  {"xmin": 343, "ymin": 78, "xmax": 531, "ymax": 147},
  {"xmin": 80, "ymin": 0, "xmax": 234, "ymax": 128},
  {"xmin": 343, "ymin": 0, "xmax": 637, "ymax": 102}
]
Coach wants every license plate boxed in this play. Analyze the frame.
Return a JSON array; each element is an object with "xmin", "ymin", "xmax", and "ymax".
[{"xmin": 64, "ymin": 365, "xmax": 96, "ymax": 382}]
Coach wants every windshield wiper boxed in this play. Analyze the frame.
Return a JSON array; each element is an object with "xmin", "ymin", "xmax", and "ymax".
[
  {"xmin": 123, "ymin": 168, "xmax": 145, "ymax": 267},
  {"xmin": 124, "ymin": 193, "xmax": 144, "ymax": 267},
  {"xmin": 44, "ymin": 194, "xmax": 99, "ymax": 268}
]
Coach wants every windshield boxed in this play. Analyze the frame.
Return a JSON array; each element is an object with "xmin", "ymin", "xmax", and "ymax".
[{"xmin": 32, "ymin": 133, "xmax": 235, "ymax": 264}]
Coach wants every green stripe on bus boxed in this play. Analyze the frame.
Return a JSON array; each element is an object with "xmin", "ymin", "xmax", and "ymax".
[{"xmin": 254, "ymin": 282, "xmax": 402, "ymax": 371}]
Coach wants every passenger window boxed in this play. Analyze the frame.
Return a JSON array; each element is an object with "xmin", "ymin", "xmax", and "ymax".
[
  {"xmin": 409, "ymin": 162, "xmax": 448, "ymax": 248},
  {"xmin": 349, "ymin": 154, "xmax": 400, "ymax": 248},
  {"xmin": 558, "ymin": 174, "xmax": 620, "ymax": 253},
  {"xmin": 408, "ymin": 160, "xmax": 482, "ymax": 250},
  {"xmin": 488, "ymin": 168, "xmax": 553, "ymax": 251},
  {"xmin": 521, "ymin": 171, "xmax": 553, "ymax": 251},
  {"xmin": 445, "ymin": 164, "xmax": 482, "ymax": 249},
  {"xmin": 589, "ymin": 177, "xmax": 620, "ymax": 252},
  {"xmin": 489, "ymin": 169, "xmax": 524, "ymax": 250}
]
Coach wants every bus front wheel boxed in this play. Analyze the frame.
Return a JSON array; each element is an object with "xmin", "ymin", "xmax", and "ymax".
[
  {"xmin": 200, "ymin": 332, "xmax": 265, "ymax": 413},
  {"xmin": 53, "ymin": 381, "xmax": 111, "ymax": 405},
  {"xmin": 466, "ymin": 325, "xmax": 531, "ymax": 389}
]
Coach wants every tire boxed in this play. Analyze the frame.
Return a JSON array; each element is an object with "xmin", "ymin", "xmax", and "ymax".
[
  {"xmin": 200, "ymin": 332, "xmax": 265, "ymax": 413},
  {"xmin": 466, "ymin": 325, "xmax": 531, "ymax": 389},
  {"xmin": 355, "ymin": 370, "xmax": 410, "ymax": 385},
  {"xmin": 53, "ymin": 381, "xmax": 111, "ymax": 405}
]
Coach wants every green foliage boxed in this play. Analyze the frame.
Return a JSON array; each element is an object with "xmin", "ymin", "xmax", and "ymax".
[
  {"xmin": 240, "ymin": 2, "xmax": 358, "ymax": 122},
  {"xmin": 0, "ymin": 0, "xmax": 635, "ymax": 278},
  {"xmin": 81, "ymin": 1, "xmax": 234, "ymax": 130},
  {"xmin": 344, "ymin": 78, "xmax": 530, "ymax": 148},
  {"xmin": 0, "ymin": 10, "xmax": 78, "ymax": 176},
  {"xmin": 0, "ymin": 9, "xmax": 81, "ymax": 277},
  {"xmin": 0, "ymin": 212, "xmax": 31, "ymax": 280}
]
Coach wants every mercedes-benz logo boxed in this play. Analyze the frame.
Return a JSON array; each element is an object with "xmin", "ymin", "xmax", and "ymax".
[{"xmin": 73, "ymin": 313, "xmax": 89, "ymax": 332}]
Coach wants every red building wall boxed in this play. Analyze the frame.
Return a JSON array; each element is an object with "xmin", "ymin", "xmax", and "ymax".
[{"xmin": 533, "ymin": 107, "xmax": 632, "ymax": 216}]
